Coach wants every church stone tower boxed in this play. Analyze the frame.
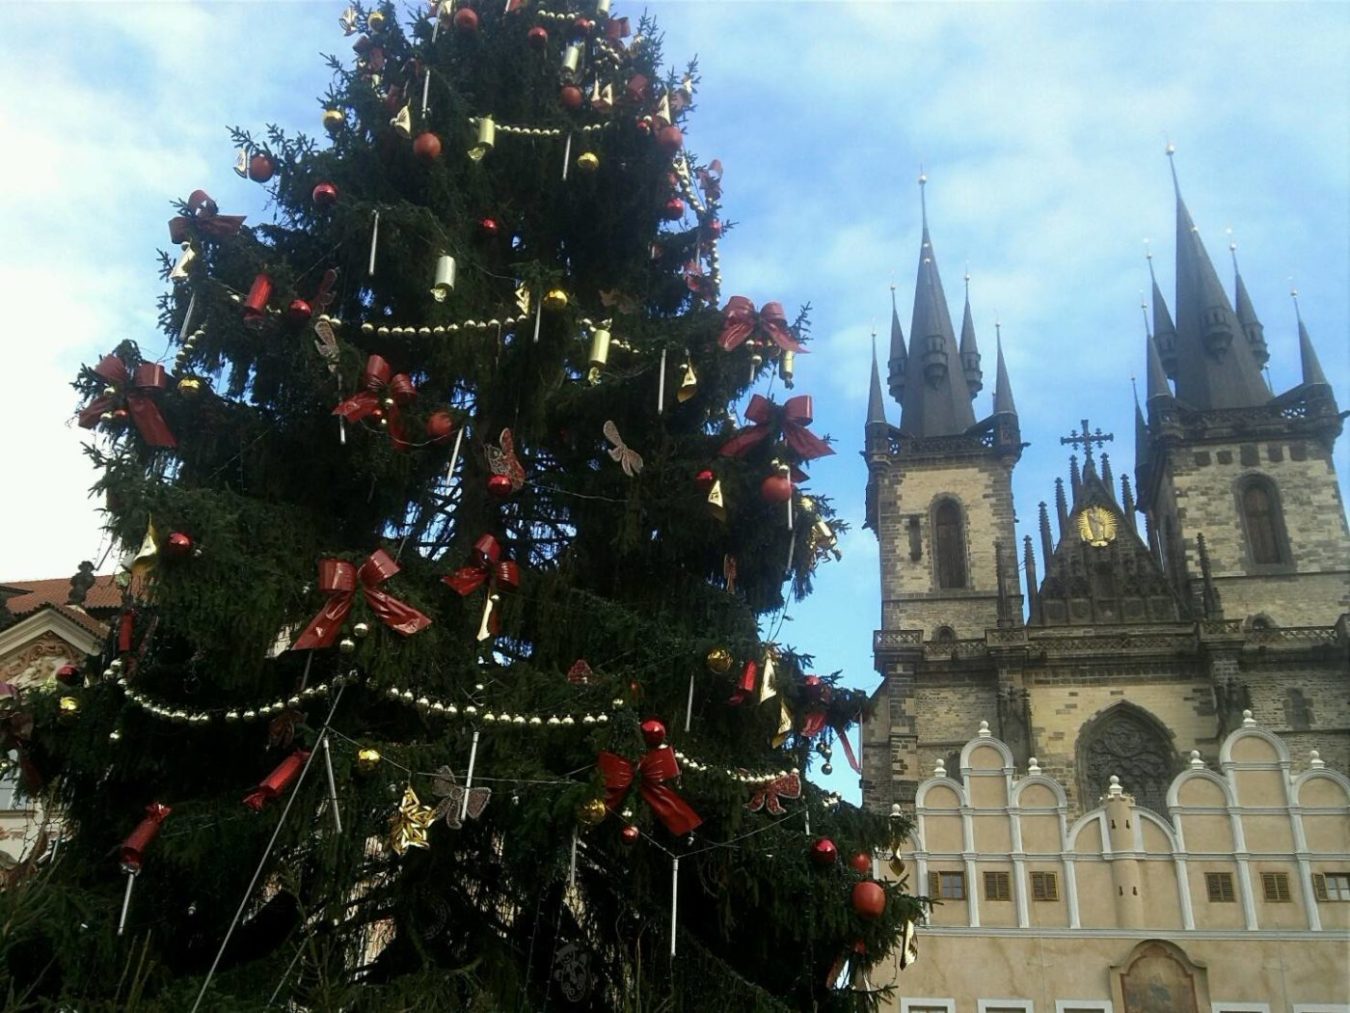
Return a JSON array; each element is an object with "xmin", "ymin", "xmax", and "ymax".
[
  {"xmin": 1135, "ymin": 154, "xmax": 1350, "ymax": 628},
  {"xmin": 864, "ymin": 179, "xmax": 1024, "ymax": 801}
]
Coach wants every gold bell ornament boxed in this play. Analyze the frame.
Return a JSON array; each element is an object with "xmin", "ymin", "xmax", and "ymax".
[
  {"xmin": 169, "ymin": 242, "xmax": 197, "ymax": 280},
  {"xmin": 543, "ymin": 289, "xmax": 569, "ymax": 312},
  {"xmin": 677, "ymin": 359, "xmax": 698, "ymax": 402},
  {"xmin": 430, "ymin": 254, "xmax": 457, "ymax": 302},
  {"xmin": 177, "ymin": 377, "xmax": 204, "ymax": 398},
  {"xmin": 390, "ymin": 103, "xmax": 412, "ymax": 139},
  {"xmin": 366, "ymin": 9, "xmax": 386, "ymax": 31},
  {"xmin": 468, "ymin": 116, "xmax": 496, "ymax": 161},
  {"xmin": 356, "ymin": 747, "xmax": 382, "ymax": 772},
  {"xmin": 576, "ymin": 151, "xmax": 600, "ymax": 173},
  {"xmin": 58, "ymin": 696, "xmax": 80, "ymax": 718}
]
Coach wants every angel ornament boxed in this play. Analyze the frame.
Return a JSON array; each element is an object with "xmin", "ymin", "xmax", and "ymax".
[
  {"xmin": 430, "ymin": 765, "xmax": 491, "ymax": 830},
  {"xmin": 603, "ymin": 421, "xmax": 643, "ymax": 477}
]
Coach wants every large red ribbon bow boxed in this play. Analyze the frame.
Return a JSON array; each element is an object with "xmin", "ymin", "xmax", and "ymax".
[
  {"xmin": 0, "ymin": 684, "xmax": 42, "ymax": 793},
  {"xmin": 717, "ymin": 296, "xmax": 802, "ymax": 354},
  {"xmin": 168, "ymin": 189, "xmax": 246, "ymax": 244},
  {"xmin": 598, "ymin": 747, "xmax": 703, "ymax": 837},
  {"xmin": 718, "ymin": 393, "xmax": 834, "ymax": 462},
  {"xmin": 443, "ymin": 534, "xmax": 521, "ymax": 597},
  {"xmin": 119, "ymin": 803, "xmax": 172, "ymax": 872},
  {"xmin": 77, "ymin": 355, "xmax": 177, "ymax": 448},
  {"xmin": 745, "ymin": 769, "xmax": 801, "ymax": 816},
  {"xmin": 334, "ymin": 355, "xmax": 417, "ymax": 450},
  {"xmin": 291, "ymin": 550, "xmax": 432, "ymax": 651}
]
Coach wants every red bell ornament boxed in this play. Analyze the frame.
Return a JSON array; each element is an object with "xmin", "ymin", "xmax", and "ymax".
[
  {"xmin": 849, "ymin": 851, "xmax": 872, "ymax": 874},
  {"xmin": 656, "ymin": 125, "xmax": 683, "ymax": 155},
  {"xmin": 287, "ymin": 299, "xmax": 313, "ymax": 325},
  {"xmin": 413, "ymin": 131, "xmax": 443, "ymax": 163},
  {"xmin": 312, "ymin": 182, "xmax": 339, "ymax": 208},
  {"xmin": 426, "ymin": 411, "xmax": 456, "ymax": 444},
  {"xmin": 694, "ymin": 468, "xmax": 715, "ymax": 492},
  {"xmin": 242, "ymin": 273, "xmax": 273, "ymax": 328},
  {"xmin": 247, "ymin": 153, "xmax": 276, "ymax": 183},
  {"xmin": 560, "ymin": 84, "xmax": 584, "ymax": 110},
  {"xmin": 810, "ymin": 837, "xmax": 838, "ymax": 866},
  {"xmin": 527, "ymin": 25, "xmax": 548, "ymax": 48},
  {"xmin": 760, "ymin": 467, "xmax": 792, "ymax": 504},
  {"xmin": 852, "ymin": 880, "xmax": 887, "ymax": 921},
  {"xmin": 164, "ymin": 532, "xmax": 194, "ymax": 559},
  {"xmin": 487, "ymin": 473, "xmax": 514, "ymax": 498},
  {"xmin": 640, "ymin": 718, "xmax": 667, "ymax": 748},
  {"xmin": 453, "ymin": 6, "xmax": 479, "ymax": 33}
]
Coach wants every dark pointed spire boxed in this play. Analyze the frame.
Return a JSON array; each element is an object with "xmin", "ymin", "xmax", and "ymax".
[
  {"xmin": 1133, "ymin": 378, "xmax": 1151, "ymax": 475},
  {"xmin": 1147, "ymin": 245, "xmax": 1178, "ymax": 379},
  {"xmin": 1121, "ymin": 474, "xmax": 1138, "ymax": 533},
  {"xmin": 1023, "ymin": 535, "xmax": 1040, "ymax": 624},
  {"xmin": 1294, "ymin": 292, "xmax": 1330, "ymax": 388},
  {"xmin": 886, "ymin": 284, "xmax": 907, "ymax": 403},
  {"xmin": 867, "ymin": 334, "xmax": 888, "ymax": 426},
  {"xmin": 1100, "ymin": 453, "xmax": 1115, "ymax": 502},
  {"xmin": 1168, "ymin": 147, "xmax": 1271, "ymax": 409},
  {"xmin": 1230, "ymin": 239, "xmax": 1269, "ymax": 369},
  {"xmin": 1069, "ymin": 454, "xmax": 1082, "ymax": 504},
  {"xmin": 1054, "ymin": 477, "xmax": 1070, "ymax": 538},
  {"xmin": 1038, "ymin": 501, "xmax": 1054, "ymax": 565},
  {"xmin": 958, "ymin": 272, "xmax": 983, "ymax": 400},
  {"xmin": 993, "ymin": 323, "xmax": 1017, "ymax": 417},
  {"xmin": 1146, "ymin": 332, "xmax": 1172, "ymax": 404},
  {"xmin": 899, "ymin": 172, "xmax": 978, "ymax": 438}
]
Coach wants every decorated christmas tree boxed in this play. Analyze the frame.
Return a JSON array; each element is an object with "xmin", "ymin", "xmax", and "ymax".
[{"xmin": 4, "ymin": 2, "xmax": 922, "ymax": 1008}]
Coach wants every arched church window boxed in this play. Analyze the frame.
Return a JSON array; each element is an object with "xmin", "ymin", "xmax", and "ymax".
[
  {"xmin": 1078, "ymin": 706, "xmax": 1174, "ymax": 818},
  {"xmin": 1239, "ymin": 477, "xmax": 1288, "ymax": 565},
  {"xmin": 933, "ymin": 625, "xmax": 956, "ymax": 643},
  {"xmin": 934, "ymin": 499, "xmax": 967, "ymax": 589}
]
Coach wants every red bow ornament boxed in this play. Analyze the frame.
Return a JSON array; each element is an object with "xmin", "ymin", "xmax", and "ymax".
[
  {"xmin": 291, "ymin": 550, "xmax": 432, "ymax": 651},
  {"xmin": 333, "ymin": 355, "xmax": 417, "ymax": 450},
  {"xmin": 717, "ymin": 393, "xmax": 834, "ymax": 463},
  {"xmin": 598, "ymin": 747, "xmax": 703, "ymax": 837},
  {"xmin": 78, "ymin": 355, "xmax": 177, "ymax": 448},
  {"xmin": 717, "ymin": 296, "xmax": 802, "ymax": 354},
  {"xmin": 744, "ymin": 769, "xmax": 801, "ymax": 816},
  {"xmin": 167, "ymin": 189, "xmax": 246, "ymax": 244},
  {"xmin": 444, "ymin": 534, "xmax": 521, "ymax": 641}
]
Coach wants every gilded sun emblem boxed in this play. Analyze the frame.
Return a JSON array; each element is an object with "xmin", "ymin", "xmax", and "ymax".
[{"xmin": 1077, "ymin": 506, "xmax": 1117, "ymax": 547}]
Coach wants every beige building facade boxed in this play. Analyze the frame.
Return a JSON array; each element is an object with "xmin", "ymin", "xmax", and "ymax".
[{"xmin": 874, "ymin": 720, "xmax": 1349, "ymax": 1012}]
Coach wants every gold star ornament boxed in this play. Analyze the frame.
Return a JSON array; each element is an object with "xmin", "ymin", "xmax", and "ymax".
[{"xmin": 390, "ymin": 786, "xmax": 435, "ymax": 855}]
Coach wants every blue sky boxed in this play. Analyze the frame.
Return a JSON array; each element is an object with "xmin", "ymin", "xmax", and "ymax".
[{"xmin": 4, "ymin": 2, "xmax": 1347, "ymax": 799}]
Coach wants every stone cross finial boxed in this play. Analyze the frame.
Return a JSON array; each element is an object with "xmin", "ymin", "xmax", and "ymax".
[
  {"xmin": 1310, "ymin": 750, "xmax": 1325, "ymax": 770},
  {"xmin": 977, "ymin": 720, "xmax": 991, "ymax": 738},
  {"xmin": 1027, "ymin": 757, "xmax": 1041, "ymax": 775},
  {"xmin": 1242, "ymin": 709, "xmax": 1256, "ymax": 727},
  {"xmin": 1107, "ymin": 775, "xmax": 1124, "ymax": 797},
  {"xmin": 1189, "ymin": 750, "xmax": 1204, "ymax": 769}
]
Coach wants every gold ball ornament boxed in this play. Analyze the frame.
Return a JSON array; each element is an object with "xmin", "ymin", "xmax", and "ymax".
[
  {"xmin": 576, "ymin": 151, "xmax": 600, "ymax": 173},
  {"xmin": 323, "ymin": 108, "xmax": 346, "ymax": 133},
  {"xmin": 58, "ymin": 696, "xmax": 80, "ymax": 717},
  {"xmin": 353, "ymin": 621, "xmax": 371, "ymax": 639},
  {"xmin": 366, "ymin": 9, "xmax": 386, "ymax": 30},
  {"xmin": 102, "ymin": 385, "xmax": 118, "ymax": 397},
  {"xmin": 177, "ymin": 376, "xmax": 204, "ymax": 398},
  {"xmin": 542, "ymin": 289, "xmax": 569, "ymax": 312},
  {"xmin": 705, "ymin": 647, "xmax": 733, "ymax": 675},
  {"xmin": 577, "ymin": 797, "xmax": 608, "ymax": 827},
  {"xmin": 339, "ymin": 637, "xmax": 357, "ymax": 654},
  {"xmin": 356, "ymin": 747, "xmax": 382, "ymax": 772},
  {"xmin": 799, "ymin": 496, "xmax": 816, "ymax": 513}
]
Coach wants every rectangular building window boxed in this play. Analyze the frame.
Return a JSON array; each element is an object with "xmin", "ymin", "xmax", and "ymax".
[
  {"xmin": 1313, "ymin": 872, "xmax": 1350, "ymax": 901},
  {"xmin": 1030, "ymin": 871, "xmax": 1059, "ymax": 901},
  {"xmin": 901, "ymin": 1002, "xmax": 955, "ymax": 1013},
  {"xmin": 978, "ymin": 1003, "xmax": 1033, "ymax": 1013},
  {"xmin": 1260, "ymin": 871, "xmax": 1291, "ymax": 902},
  {"xmin": 927, "ymin": 870, "xmax": 966, "ymax": 901},
  {"xmin": 984, "ymin": 870, "xmax": 1011, "ymax": 901},
  {"xmin": 1205, "ymin": 872, "xmax": 1236, "ymax": 902},
  {"xmin": 1056, "ymin": 1006, "xmax": 1113, "ymax": 1013}
]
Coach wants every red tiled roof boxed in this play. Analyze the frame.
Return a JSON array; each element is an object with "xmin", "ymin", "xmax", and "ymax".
[{"xmin": 2, "ymin": 575, "xmax": 123, "ymax": 616}]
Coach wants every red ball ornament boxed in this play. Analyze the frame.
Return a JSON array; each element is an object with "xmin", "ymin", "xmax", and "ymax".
[
  {"xmin": 425, "ymin": 411, "xmax": 456, "ymax": 445},
  {"xmin": 852, "ymin": 880, "xmax": 887, "ymax": 921},
  {"xmin": 640, "ymin": 718, "xmax": 667, "ymax": 748},
  {"xmin": 635, "ymin": 116, "xmax": 653, "ymax": 135},
  {"xmin": 810, "ymin": 837, "xmax": 838, "ymax": 866},
  {"xmin": 656, "ymin": 124, "xmax": 683, "ymax": 155},
  {"xmin": 707, "ymin": 219, "xmax": 724, "ymax": 239},
  {"xmin": 487, "ymin": 474, "xmax": 514, "ymax": 498},
  {"xmin": 760, "ymin": 471, "xmax": 793, "ymax": 504},
  {"xmin": 247, "ymin": 153, "xmax": 275, "ymax": 183},
  {"xmin": 571, "ymin": 16, "xmax": 594, "ymax": 36},
  {"xmin": 849, "ymin": 851, "xmax": 872, "ymax": 874},
  {"xmin": 287, "ymin": 299, "xmax": 313, "ymax": 325},
  {"xmin": 560, "ymin": 84, "xmax": 584, "ymax": 110},
  {"xmin": 413, "ymin": 131, "xmax": 443, "ymax": 163},
  {"xmin": 478, "ymin": 216, "xmax": 500, "ymax": 239},
  {"xmin": 56, "ymin": 663, "xmax": 81, "ymax": 686},
  {"xmin": 694, "ymin": 468, "xmax": 715, "ymax": 492},
  {"xmin": 453, "ymin": 6, "xmax": 479, "ymax": 33},
  {"xmin": 662, "ymin": 197, "xmax": 685, "ymax": 221},
  {"xmin": 164, "ymin": 532, "xmax": 194, "ymax": 559},
  {"xmin": 527, "ymin": 25, "xmax": 549, "ymax": 48},
  {"xmin": 312, "ymin": 182, "xmax": 339, "ymax": 208},
  {"xmin": 620, "ymin": 824, "xmax": 640, "ymax": 845}
]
